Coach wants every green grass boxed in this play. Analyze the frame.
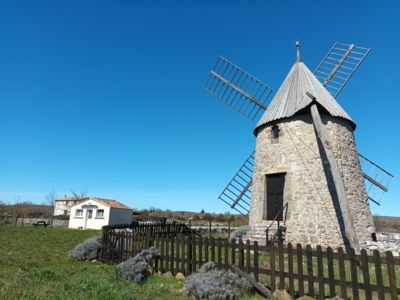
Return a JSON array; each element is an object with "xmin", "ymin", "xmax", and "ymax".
[
  {"xmin": 0, "ymin": 226, "xmax": 186, "ymax": 300},
  {"xmin": 0, "ymin": 226, "xmax": 261, "ymax": 300}
]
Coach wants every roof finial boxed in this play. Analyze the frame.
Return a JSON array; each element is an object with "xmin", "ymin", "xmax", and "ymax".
[{"xmin": 296, "ymin": 40, "xmax": 301, "ymax": 62}]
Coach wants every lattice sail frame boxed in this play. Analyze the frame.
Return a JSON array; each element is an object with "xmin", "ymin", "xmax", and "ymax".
[
  {"xmin": 218, "ymin": 152, "xmax": 254, "ymax": 215},
  {"xmin": 314, "ymin": 42, "xmax": 371, "ymax": 98},
  {"xmin": 205, "ymin": 56, "xmax": 273, "ymax": 121},
  {"xmin": 359, "ymin": 154, "xmax": 394, "ymax": 206}
]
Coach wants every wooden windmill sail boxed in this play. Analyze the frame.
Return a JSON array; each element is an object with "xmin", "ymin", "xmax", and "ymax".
[{"xmin": 204, "ymin": 41, "xmax": 393, "ymax": 249}]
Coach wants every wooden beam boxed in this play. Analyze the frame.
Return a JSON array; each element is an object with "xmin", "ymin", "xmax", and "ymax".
[
  {"xmin": 230, "ymin": 179, "xmax": 252, "ymax": 209},
  {"xmin": 210, "ymin": 71, "xmax": 268, "ymax": 110},
  {"xmin": 309, "ymin": 100, "xmax": 360, "ymax": 253},
  {"xmin": 231, "ymin": 265, "xmax": 271, "ymax": 298},
  {"xmin": 363, "ymin": 172, "xmax": 388, "ymax": 192},
  {"xmin": 322, "ymin": 44, "xmax": 354, "ymax": 87}
]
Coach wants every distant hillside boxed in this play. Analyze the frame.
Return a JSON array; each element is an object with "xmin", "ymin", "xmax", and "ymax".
[
  {"xmin": 374, "ymin": 216, "xmax": 400, "ymax": 233},
  {"xmin": 0, "ymin": 203, "xmax": 52, "ymax": 218}
]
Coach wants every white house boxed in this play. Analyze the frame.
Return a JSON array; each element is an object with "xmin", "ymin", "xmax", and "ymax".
[
  {"xmin": 68, "ymin": 197, "xmax": 132, "ymax": 230},
  {"xmin": 54, "ymin": 197, "xmax": 84, "ymax": 216}
]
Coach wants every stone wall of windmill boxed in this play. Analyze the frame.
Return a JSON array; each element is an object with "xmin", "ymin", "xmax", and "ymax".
[{"xmin": 247, "ymin": 112, "xmax": 375, "ymax": 249}]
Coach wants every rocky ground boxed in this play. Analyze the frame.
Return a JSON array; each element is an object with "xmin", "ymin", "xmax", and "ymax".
[{"xmin": 366, "ymin": 232, "xmax": 400, "ymax": 256}]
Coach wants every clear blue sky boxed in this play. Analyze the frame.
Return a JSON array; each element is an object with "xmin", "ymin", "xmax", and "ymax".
[{"xmin": 0, "ymin": 1, "xmax": 399, "ymax": 215}]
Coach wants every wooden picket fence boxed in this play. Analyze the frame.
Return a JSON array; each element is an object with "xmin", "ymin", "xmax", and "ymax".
[{"xmin": 99, "ymin": 227, "xmax": 400, "ymax": 300}]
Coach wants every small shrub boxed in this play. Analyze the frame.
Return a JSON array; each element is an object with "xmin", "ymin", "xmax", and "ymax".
[
  {"xmin": 200, "ymin": 261, "xmax": 216, "ymax": 273},
  {"xmin": 229, "ymin": 225, "xmax": 251, "ymax": 241},
  {"xmin": 117, "ymin": 247, "xmax": 160, "ymax": 283},
  {"xmin": 185, "ymin": 262, "xmax": 252, "ymax": 300},
  {"xmin": 68, "ymin": 236, "xmax": 101, "ymax": 261}
]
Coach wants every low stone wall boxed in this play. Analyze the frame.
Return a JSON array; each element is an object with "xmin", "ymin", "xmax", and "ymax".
[
  {"xmin": 366, "ymin": 232, "xmax": 400, "ymax": 256},
  {"xmin": 14, "ymin": 218, "xmax": 69, "ymax": 227},
  {"xmin": 190, "ymin": 226, "xmax": 237, "ymax": 235}
]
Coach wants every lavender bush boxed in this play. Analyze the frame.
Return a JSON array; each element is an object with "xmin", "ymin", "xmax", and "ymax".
[
  {"xmin": 229, "ymin": 225, "xmax": 251, "ymax": 241},
  {"xmin": 117, "ymin": 247, "xmax": 160, "ymax": 283},
  {"xmin": 185, "ymin": 262, "xmax": 252, "ymax": 300},
  {"xmin": 68, "ymin": 236, "xmax": 101, "ymax": 261}
]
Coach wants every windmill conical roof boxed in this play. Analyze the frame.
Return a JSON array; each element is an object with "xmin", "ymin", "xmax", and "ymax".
[{"xmin": 255, "ymin": 61, "xmax": 355, "ymax": 133}]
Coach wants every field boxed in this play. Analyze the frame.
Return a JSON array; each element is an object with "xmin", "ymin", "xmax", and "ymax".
[
  {"xmin": 0, "ymin": 226, "xmax": 186, "ymax": 300},
  {"xmin": 373, "ymin": 216, "xmax": 400, "ymax": 233},
  {"xmin": 0, "ymin": 226, "xmax": 261, "ymax": 300}
]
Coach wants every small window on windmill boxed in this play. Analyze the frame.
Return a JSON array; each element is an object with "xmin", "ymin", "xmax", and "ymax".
[{"xmin": 272, "ymin": 125, "xmax": 280, "ymax": 140}]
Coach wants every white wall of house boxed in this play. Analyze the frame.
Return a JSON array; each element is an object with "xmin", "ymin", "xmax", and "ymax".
[
  {"xmin": 69, "ymin": 200, "xmax": 110, "ymax": 230},
  {"xmin": 54, "ymin": 200, "xmax": 82, "ymax": 216},
  {"xmin": 68, "ymin": 199, "xmax": 132, "ymax": 230}
]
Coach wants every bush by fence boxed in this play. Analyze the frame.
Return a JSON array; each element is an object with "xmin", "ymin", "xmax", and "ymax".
[{"xmin": 99, "ymin": 225, "xmax": 400, "ymax": 300}]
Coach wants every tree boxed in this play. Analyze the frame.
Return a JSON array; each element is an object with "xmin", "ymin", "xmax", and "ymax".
[
  {"xmin": 45, "ymin": 189, "xmax": 57, "ymax": 225},
  {"xmin": 70, "ymin": 189, "xmax": 87, "ymax": 200},
  {"xmin": 12, "ymin": 198, "xmax": 31, "ymax": 226}
]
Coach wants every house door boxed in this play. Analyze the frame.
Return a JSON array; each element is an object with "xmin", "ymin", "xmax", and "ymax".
[
  {"xmin": 84, "ymin": 209, "xmax": 93, "ymax": 229},
  {"xmin": 265, "ymin": 173, "xmax": 285, "ymax": 221}
]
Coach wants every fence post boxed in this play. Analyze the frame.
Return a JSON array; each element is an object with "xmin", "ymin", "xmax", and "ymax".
[
  {"xmin": 217, "ymin": 238, "xmax": 222, "ymax": 269},
  {"xmin": 181, "ymin": 236, "xmax": 186, "ymax": 273},
  {"xmin": 99, "ymin": 228, "xmax": 105, "ymax": 262},
  {"xmin": 204, "ymin": 237, "xmax": 209, "ymax": 262},
  {"xmin": 296, "ymin": 244, "xmax": 304, "ymax": 296},
  {"xmin": 338, "ymin": 247, "xmax": 347, "ymax": 299},
  {"xmin": 270, "ymin": 243, "xmax": 276, "ymax": 292},
  {"xmin": 187, "ymin": 235, "xmax": 193, "ymax": 275},
  {"xmin": 160, "ymin": 235, "xmax": 165, "ymax": 273},
  {"xmin": 246, "ymin": 239, "xmax": 251, "ymax": 274},
  {"xmin": 306, "ymin": 244, "xmax": 314, "ymax": 297},
  {"xmin": 316, "ymin": 245, "xmax": 324, "ymax": 299},
  {"xmin": 278, "ymin": 242, "xmax": 284, "ymax": 290},
  {"xmin": 239, "ymin": 239, "xmax": 244, "ymax": 270},
  {"xmin": 121, "ymin": 231, "xmax": 126, "ymax": 262},
  {"xmin": 170, "ymin": 236, "xmax": 175, "ymax": 274},
  {"xmin": 254, "ymin": 241, "xmax": 259, "ymax": 282},
  {"xmin": 211, "ymin": 238, "xmax": 215, "ymax": 262},
  {"xmin": 349, "ymin": 248, "xmax": 359, "ymax": 300},
  {"xmin": 326, "ymin": 247, "xmax": 335, "ymax": 298},
  {"xmin": 224, "ymin": 239, "xmax": 229, "ymax": 270},
  {"xmin": 231, "ymin": 239, "xmax": 236, "ymax": 266},
  {"xmin": 147, "ymin": 233, "xmax": 153, "ymax": 248},
  {"xmin": 386, "ymin": 250, "xmax": 398, "ymax": 300},
  {"xmin": 287, "ymin": 243, "xmax": 294, "ymax": 296},
  {"xmin": 192, "ymin": 235, "xmax": 197, "ymax": 273},
  {"xmin": 373, "ymin": 250, "xmax": 385, "ymax": 300},
  {"xmin": 360, "ymin": 249, "xmax": 372, "ymax": 300},
  {"xmin": 198, "ymin": 236, "xmax": 203, "ymax": 268},
  {"xmin": 109, "ymin": 231, "xmax": 114, "ymax": 263},
  {"xmin": 154, "ymin": 235, "xmax": 159, "ymax": 273},
  {"xmin": 176, "ymin": 236, "xmax": 180, "ymax": 273}
]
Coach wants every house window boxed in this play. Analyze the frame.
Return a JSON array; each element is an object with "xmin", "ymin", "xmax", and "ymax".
[
  {"xmin": 264, "ymin": 173, "xmax": 286, "ymax": 221},
  {"xmin": 63, "ymin": 210, "xmax": 68, "ymax": 215},
  {"xmin": 87, "ymin": 210, "xmax": 93, "ymax": 219},
  {"xmin": 272, "ymin": 125, "xmax": 280, "ymax": 139},
  {"xmin": 96, "ymin": 209, "xmax": 104, "ymax": 219},
  {"xmin": 75, "ymin": 209, "xmax": 83, "ymax": 217}
]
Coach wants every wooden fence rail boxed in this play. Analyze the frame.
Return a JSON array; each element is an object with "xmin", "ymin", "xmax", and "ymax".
[{"xmin": 99, "ymin": 228, "xmax": 400, "ymax": 300}]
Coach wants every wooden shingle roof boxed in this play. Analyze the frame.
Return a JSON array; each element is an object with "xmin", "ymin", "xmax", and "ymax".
[{"xmin": 255, "ymin": 61, "xmax": 354, "ymax": 134}]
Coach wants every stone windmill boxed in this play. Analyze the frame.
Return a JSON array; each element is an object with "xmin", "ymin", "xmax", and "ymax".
[{"xmin": 205, "ymin": 41, "xmax": 393, "ymax": 251}]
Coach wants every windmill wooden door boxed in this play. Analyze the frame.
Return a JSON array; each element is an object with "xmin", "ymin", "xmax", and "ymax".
[{"xmin": 266, "ymin": 173, "xmax": 285, "ymax": 221}]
